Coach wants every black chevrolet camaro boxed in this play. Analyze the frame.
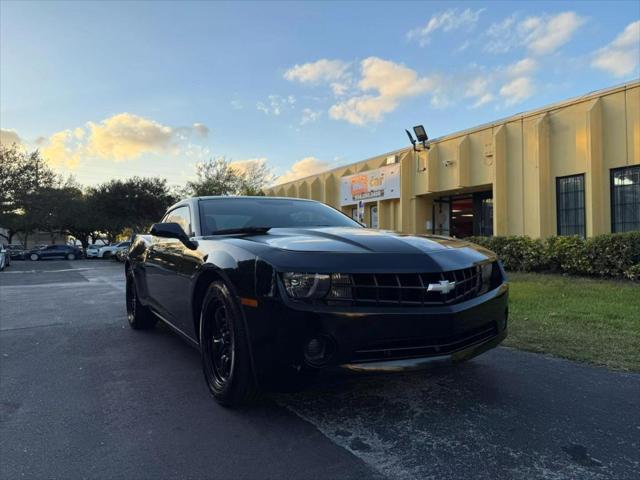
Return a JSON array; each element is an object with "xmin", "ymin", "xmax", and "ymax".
[{"xmin": 126, "ymin": 196, "xmax": 508, "ymax": 406}]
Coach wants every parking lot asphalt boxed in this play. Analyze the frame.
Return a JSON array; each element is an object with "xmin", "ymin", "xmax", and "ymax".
[{"xmin": 1, "ymin": 260, "xmax": 639, "ymax": 480}]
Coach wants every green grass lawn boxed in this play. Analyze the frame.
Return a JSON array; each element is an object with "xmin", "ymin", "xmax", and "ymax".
[{"xmin": 504, "ymin": 273, "xmax": 640, "ymax": 371}]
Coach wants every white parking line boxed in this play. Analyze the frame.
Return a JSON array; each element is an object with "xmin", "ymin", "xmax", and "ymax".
[{"xmin": 1, "ymin": 268, "xmax": 93, "ymax": 274}]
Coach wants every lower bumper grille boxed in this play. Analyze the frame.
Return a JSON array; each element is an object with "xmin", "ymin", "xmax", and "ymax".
[{"xmin": 351, "ymin": 323, "xmax": 498, "ymax": 363}]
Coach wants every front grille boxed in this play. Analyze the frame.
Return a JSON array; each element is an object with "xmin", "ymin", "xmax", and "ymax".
[
  {"xmin": 351, "ymin": 323, "xmax": 498, "ymax": 363},
  {"xmin": 327, "ymin": 266, "xmax": 482, "ymax": 307}
]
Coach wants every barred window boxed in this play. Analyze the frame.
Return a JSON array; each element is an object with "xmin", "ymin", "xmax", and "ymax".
[
  {"xmin": 611, "ymin": 166, "xmax": 640, "ymax": 233},
  {"xmin": 556, "ymin": 174, "xmax": 585, "ymax": 237}
]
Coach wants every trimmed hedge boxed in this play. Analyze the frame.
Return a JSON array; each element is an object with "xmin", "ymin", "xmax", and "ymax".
[{"xmin": 466, "ymin": 232, "xmax": 640, "ymax": 281}]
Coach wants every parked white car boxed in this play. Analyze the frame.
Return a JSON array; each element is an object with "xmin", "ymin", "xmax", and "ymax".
[
  {"xmin": 85, "ymin": 244, "xmax": 103, "ymax": 258},
  {"xmin": 97, "ymin": 241, "xmax": 130, "ymax": 259}
]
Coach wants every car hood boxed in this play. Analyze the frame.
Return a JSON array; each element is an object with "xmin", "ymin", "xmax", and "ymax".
[{"xmin": 237, "ymin": 227, "xmax": 477, "ymax": 254}]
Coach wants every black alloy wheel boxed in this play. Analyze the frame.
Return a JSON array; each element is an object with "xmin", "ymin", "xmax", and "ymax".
[{"xmin": 200, "ymin": 281, "xmax": 255, "ymax": 406}]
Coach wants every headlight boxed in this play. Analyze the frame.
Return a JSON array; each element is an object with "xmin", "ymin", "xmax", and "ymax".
[
  {"xmin": 478, "ymin": 262, "xmax": 493, "ymax": 294},
  {"xmin": 282, "ymin": 272, "xmax": 331, "ymax": 298}
]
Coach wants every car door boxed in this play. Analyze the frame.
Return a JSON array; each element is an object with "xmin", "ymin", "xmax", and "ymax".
[
  {"xmin": 145, "ymin": 205, "xmax": 202, "ymax": 337},
  {"xmin": 40, "ymin": 246, "xmax": 56, "ymax": 259}
]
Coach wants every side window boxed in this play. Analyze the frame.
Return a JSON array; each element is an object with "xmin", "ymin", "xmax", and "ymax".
[{"xmin": 165, "ymin": 206, "xmax": 192, "ymax": 236}]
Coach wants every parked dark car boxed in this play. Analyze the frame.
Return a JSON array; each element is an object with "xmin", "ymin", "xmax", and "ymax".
[
  {"xmin": 126, "ymin": 197, "xmax": 508, "ymax": 406},
  {"xmin": 6, "ymin": 244, "xmax": 26, "ymax": 260},
  {"xmin": 27, "ymin": 244, "xmax": 83, "ymax": 261}
]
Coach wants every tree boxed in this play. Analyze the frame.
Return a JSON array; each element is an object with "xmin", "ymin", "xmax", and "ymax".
[
  {"xmin": 90, "ymin": 177, "xmax": 177, "ymax": 241},
  {"xmin": 185, "ymin": 157, "xmax": 274, "ymax": 197},
  {"xmin": 60, "ymin": 187, "xmax": 102, "ymax": 250},
  {"xmin": 186, "ymin": 157, "xmax": 241, "ymax": 197},
  {"xmin": 237, "ymin": 160, "xmax": 274, "ymax": 196},
  {"xmin": 0, "ymin": 144, "xmax": 59, "ymax": 244}
]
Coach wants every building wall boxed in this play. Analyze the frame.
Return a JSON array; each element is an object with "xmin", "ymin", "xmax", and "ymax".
[{"xmin": 265, "ymin": 82, "xmax": 640, "ymax": 238}]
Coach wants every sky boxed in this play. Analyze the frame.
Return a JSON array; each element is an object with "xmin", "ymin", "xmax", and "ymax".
[{"xmin": 1, "ymin": 1, "xmax": 639, "ymax": 187}]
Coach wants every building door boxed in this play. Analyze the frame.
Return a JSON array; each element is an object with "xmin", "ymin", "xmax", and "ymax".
[
  {"xmin": 450, "ymin": 195, "xmax": 474, "ymax": 237},
  {"xmin": 434, "ymin": 191, "xmax": 493, "ymax": 238},
  {"xmin": 432, "ymin": 198, "xmax": 450, "ymax": 236},
  {"xmin": 370, "ymin": 205, "xmax": 379, "ymax": 228},
  {"xmin": 473, "ymin": 191, "xmax": 494, "ymax": 236}
]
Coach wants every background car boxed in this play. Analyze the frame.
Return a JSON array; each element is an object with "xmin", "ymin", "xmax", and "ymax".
[
  {"xmin": 27, "ymin": 244, "xmax": 83, "ymax": 261},
  {"xmin": 114, "ymin": 249, "xmax": 128, "ymax": 262},
  {"xmin": 0, "ymin": 245, "xmax": 10, "ymax": 270},
  {"xmin": 85, "ymin": 244, "xmax": 102, "ymax": 258},
  {"xmin": 98, "ymin": 241, "xmax": 130, "ymax": 259},
  {"xmin": 6, "ymin": 244, "xmax": 26, "ymax": 260}
]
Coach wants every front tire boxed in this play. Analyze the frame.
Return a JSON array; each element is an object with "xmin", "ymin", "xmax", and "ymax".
[
  {"xmin": 126, "ymin": 269, "xmax": 158, "ymax": 330},
  {"xmin": 200, "ymin": 281, "xmax": 256, "ymax": 407},
  {"xmin": 67, "ymin": 253, "xmax": 76, "ymax": 260},
  {"xmin": 30, "ymin": 253, "xmax": 39, "ymax": 261}
]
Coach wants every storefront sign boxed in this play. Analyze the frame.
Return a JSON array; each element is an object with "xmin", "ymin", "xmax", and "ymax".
[{"xmin": 340, "ymin": 164, "xmax": 400, "ymax": 206}]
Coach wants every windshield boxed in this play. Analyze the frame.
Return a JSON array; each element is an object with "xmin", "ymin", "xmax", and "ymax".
[{"xmin": 199, "ymin": 198, "xmax": 361, "ymax": 234}]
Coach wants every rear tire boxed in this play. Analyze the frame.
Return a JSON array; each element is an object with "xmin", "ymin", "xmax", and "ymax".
[
  {"xmin": 67, "ymin": 253, "xmax": 76, "ymax": 260},
  {"xmin": 200, "ymin": 281, "xmax": 256, "ymax": 407},
  {"xmin": 126, "ymin": 269, "xmax": 158, "ymax": 330}
]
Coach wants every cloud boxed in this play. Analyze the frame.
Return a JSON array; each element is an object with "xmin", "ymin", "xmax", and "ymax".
[
  {"xmin": 525, "ymin": 12, "xmax": 585, "ymax": 55},
  {"xmin": 256, "ymin": 94, "xmax": 296, "ymax": 115},
  {"xmin": 300, "ymin": 108, "xmax": 322, "ymax": 125},
  {"xmin": 592, "ymin": 21, "xmax": 640, "ymax": 77},
  {"xmin": 192, "ymin": 123, "xmax": 209, "ymax": 138},
  {"xmin": 506, "ymin": 57, "xmax": 537, "ymax": 76},
  {"xmin": 276, "ymin": 156, "xmax": 331, "ymax": 184},
  {"xmin": 485, "ymin": 15, "xmax": 518, "ymax": 53},
  {"xmin": 0, "ymin": 129, "xmax": 22, "ymax": 146},
  {"xmin": 500, "ymin": 77, "xmax": 535, "ymax": 105},
  {"xmin": 284, "ymin": 59, "xmax": 350, "ymax": 83},
  {"xmin": 86, "ymin": 113, "xmax": 174, "ymax": 161},
  {"xmin": 486, "ymin": 12, "xmax": 584, "ymax": 55},
  {"xmin": 465, "ymin": 77, "xmax": 495, "ymax": 108},
  {"xmin": 407, "ymin": 8, "xmax": 484, "ymax": 46},
  {"xmin": 284, "ymin": 59, "xmax": 353, "ymax": 96},
  {"xmin": 41, "ymin": 129, "xmax": 83, "ymax": 169},
  {"xmin": 36, "ymin": 113, "xmax": 208, "ymax": 169},
  {"xmin": 330, "ymin": 57, "xmax": 438, "ymax": 125}
]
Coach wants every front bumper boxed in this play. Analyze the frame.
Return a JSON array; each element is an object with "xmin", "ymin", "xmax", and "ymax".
[{"xmin": 243, "ymin": 283, "xmax": 508, "ymax": 387}]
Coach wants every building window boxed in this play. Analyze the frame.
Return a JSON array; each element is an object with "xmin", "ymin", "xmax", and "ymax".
[
  {"xmin": 556, "ymin": 174, "xmax": 585, "ymax": 237},
  {"xmin": 611, "ymin": 166, "xmax": 640, "ymax": 232}
]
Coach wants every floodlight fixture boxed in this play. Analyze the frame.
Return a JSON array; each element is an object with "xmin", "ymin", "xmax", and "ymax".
[{"xmin": 413, "ymin": 125, "xmax": 428, "ymax": 144}]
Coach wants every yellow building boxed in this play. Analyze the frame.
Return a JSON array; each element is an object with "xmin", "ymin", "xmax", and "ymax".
[{"xmin": 265, "ymin": 81, "xmax": 640, "ymax": 238}]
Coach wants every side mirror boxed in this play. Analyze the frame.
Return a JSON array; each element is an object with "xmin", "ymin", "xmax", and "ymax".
[{"xmin": 150, "ymin": 223, "xmax": 198, "ymax": 250}]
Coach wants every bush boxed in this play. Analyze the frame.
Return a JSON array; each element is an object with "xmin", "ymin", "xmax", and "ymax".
[
  {"xmin": 465, "ymin": 232, "xmax": 640, "ymax": 280},
  {"xmin": 624, "ymin": 264, "xmax": 640, "ymax": 281},
  {"xmin": 544, "ymin": 235, "xmax": 589, "ymax": 275}
]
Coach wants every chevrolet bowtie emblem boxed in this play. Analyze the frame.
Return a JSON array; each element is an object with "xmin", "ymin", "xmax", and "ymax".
[{"xmin": 427, "ymin": 280, "xmax": 456, "ymax": 294}]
